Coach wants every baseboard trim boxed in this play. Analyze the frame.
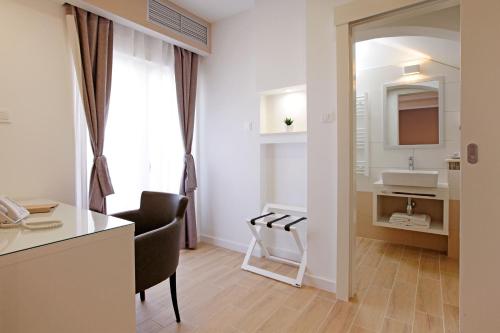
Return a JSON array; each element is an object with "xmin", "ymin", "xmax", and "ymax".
[
  {"xmin": 200, "ymin": 234, "xmax": 248, "ymax": 253},
  {"xmin": 304, "ymin": 273, "xmax": 336, "ymax": 293},
  {"xmin": 199, "ymin": 234, "xmax": 336, "ymax": 293}
]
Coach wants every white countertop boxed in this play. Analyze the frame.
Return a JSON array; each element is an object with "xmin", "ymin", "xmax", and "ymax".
[
  {"xmin": 373, "ymin": 179, "xmax": 449, "ymax": 189},
  {"xmin": 0, "ymin": 203, "xmax": 134, "ymax": 257}
]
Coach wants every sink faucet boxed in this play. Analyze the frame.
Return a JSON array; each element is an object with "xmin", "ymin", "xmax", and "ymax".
[
  {"xmin": 407, "ymin": 198, "xmax": 416, "ymax": 216},
  {"xmin": 408, "ymin": 156, "xmax": 414, "ymax": 171}
]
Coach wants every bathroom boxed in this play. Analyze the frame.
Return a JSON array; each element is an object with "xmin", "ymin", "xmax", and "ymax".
[
  {"xmin": 345, "ymin": 4, "xmax": 462, "ymax": 330},
  {"xmin": 352, "ymin": 6, "xmax": 461, "ymax": 326},
  {"xmin": 354, "ymin": 5, "xmax": 461, "ymax": 258}
]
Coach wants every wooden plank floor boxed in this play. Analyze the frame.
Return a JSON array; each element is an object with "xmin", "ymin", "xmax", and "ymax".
[{"xmin": 136, "ymin": 238, "xmax": 459, "ymax": 333}]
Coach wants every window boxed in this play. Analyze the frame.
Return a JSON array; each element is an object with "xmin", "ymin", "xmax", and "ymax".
[{"xmin": 102, "ymin": 24, "xmax": 183, "ymax": 214}]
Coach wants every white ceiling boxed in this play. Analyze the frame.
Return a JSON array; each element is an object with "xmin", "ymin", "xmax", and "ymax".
[
  {"xmin": 356, "ymin": 36, "xmax": 460, "ymax": 71},
  {"xmin": 170, "ymin": 0, "xmax": 254, "ymax": 22}
]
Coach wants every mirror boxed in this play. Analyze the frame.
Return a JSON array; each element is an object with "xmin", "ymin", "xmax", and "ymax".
[{"xmin": 383, "ymin": 77, "xmax": 444, "ymax": 148}]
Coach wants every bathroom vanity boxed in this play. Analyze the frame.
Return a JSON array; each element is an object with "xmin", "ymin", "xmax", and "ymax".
[{"xmin": 373, "ymin": 178, "xmax": 449, "ymax": 235}]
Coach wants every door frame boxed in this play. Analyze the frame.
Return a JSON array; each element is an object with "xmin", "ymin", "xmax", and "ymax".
[{"xmin": 334, "ymin": 0, "xmax": 459, "ymax": 301}]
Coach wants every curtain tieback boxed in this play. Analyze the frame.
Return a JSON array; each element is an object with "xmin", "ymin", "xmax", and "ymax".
[
  {"xmin": 184, "ymin": 153, "xmax": 197, "ymax": 193},
  {"xmin": 94, "ymin": 155, "xmax": 114, "ymax": 197}
]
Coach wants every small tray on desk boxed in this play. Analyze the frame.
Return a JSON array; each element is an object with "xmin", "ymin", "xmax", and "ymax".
[{"xmin": 18, "ymin": 199, "xmax": 59, "ymax": 214}]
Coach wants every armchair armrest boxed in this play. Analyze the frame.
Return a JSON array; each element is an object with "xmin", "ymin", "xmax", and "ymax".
[
  {"xmin": 112, "ymin": 209, "xmax": 141, "ymax": 223},
  {"xmin": 135, "ymin": 217, "xmax": 181, "ymax": 293}
]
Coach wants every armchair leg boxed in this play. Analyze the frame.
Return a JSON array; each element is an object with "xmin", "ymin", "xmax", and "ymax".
[
  {"xmin": 140, "ymin": 291, "xmax": 145, "ymax": 302},
  {"xmin": 170, "ymin": 272, "xmax": 181, "ymax": 323}
]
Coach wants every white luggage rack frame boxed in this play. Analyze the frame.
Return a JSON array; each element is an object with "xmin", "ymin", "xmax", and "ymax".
[{"xmin": 241, "ymin": 204, "xmax": 307, "ymax": 287}]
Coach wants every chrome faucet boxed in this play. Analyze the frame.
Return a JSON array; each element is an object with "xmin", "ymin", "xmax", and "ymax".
[
  {"xmin": 408, "ymin": 156, "xmax": 414, "ymax": 171},
  {"xmin": 407, "ymin": 198, "xmax": 416, "ymax": 216}
]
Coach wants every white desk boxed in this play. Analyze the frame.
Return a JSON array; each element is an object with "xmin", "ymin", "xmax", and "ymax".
[{"xmin": 0, "ymin": 203, "xmax": 136, "ymax": 333}]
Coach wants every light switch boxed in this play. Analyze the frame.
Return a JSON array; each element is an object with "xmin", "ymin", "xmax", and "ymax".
[
  {"xmin": 0, "ymin": 108, "xmax": 11, "ymax": 124},
  {"xmin": 243, "ymin": 121, "xmax": 253, "ymax": 131},
  {"xmin": 321, "ymin": 112, "xmax": 335, "ymax": 123}
]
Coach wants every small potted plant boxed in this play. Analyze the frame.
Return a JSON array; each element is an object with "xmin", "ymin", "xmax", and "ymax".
[{"xmin": 284, "ymin": 117, "xmax": 294, "ymax": 132}]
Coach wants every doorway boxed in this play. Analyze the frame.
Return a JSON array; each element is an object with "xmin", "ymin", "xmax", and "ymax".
[{"xmin": 335, "ymin": 0, "xmax": 460, "ymax": 319}]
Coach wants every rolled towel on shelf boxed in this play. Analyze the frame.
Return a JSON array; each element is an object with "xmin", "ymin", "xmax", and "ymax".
[
  {"xmin": 388, "ymin": 212, "xmax": 431, "ymax": 229},
  {"xmin": 410, "ymin": 213, "xmax": 428, "ymax": 220},
  {"xmin": 389, "ymin": 212, "xmax": 411, "ymax": 225},
  {"xmin": 389, "ymin": 212, "xmax": 409, "ymax": 221},
  {"xmin": 410, "ymin": 214, "xmax": 431, "ymax": 228}
]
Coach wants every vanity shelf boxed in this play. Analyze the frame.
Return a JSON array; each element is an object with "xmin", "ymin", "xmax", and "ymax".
[
  {"xmin": 374, "ymin": 216, "xmax": 447, "ymax": 235},
  {"xmin": 372, "ymin": 181, "xmax": 449, "ymax": 236}
]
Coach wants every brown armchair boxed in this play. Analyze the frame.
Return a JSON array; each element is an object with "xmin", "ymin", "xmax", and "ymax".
[{"xmin": 112, "ymin": 191, "xmax": 188, "ymax": 323}]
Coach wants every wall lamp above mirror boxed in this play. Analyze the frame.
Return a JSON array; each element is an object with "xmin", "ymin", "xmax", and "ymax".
[
  {"xmin": 402, "ymin": 64, "xmax": 421, "ymax": 76},
  {"xmin": 383, "ymin": 77, "xmax": 444, "ymax": 149}
]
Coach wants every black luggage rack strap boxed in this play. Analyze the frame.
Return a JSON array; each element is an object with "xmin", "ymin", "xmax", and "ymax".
[
  {"xmin": 266, "ymin": 215, "xmax": 290, "ymax": 228},
  {"xmin": 284, "ymin": 217, "xmax": 307, "ymax": 231},
  {"xmin": 249, "ymin": 212, "xmax": 307, "ymax": 232},
  {"xmin": 250, "ymin": 212, "xmax": 274, "ymax": 225}
]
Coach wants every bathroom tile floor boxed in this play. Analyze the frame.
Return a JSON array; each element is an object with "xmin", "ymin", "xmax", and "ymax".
[{"xmin": 135, "ymin": 238, "xmax": 459, "ymax": 333}]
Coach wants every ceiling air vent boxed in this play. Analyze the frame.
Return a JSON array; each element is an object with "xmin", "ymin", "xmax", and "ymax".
[{"xmin": 148, "ymin": 0, "xmax": 209, "ymax": 46}]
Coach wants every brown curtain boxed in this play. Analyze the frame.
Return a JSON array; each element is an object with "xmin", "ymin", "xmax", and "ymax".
[
  {"xmin": 66, "ymin": 5, "xmax": 114, "ymax": 214},
  {"xmin": 174, "ymin": 46, "xmax": 199, "ymax": 249}
]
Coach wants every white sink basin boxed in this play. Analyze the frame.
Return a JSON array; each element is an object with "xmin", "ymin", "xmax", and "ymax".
[{"xmin": 381, "ymin": 170, "xmax": 439, "ymax": 188}]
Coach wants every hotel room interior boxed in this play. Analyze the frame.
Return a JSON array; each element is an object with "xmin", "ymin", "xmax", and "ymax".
[{"xmin": 0, "ymin": 0, "xmax": 499, "ymax": 332}]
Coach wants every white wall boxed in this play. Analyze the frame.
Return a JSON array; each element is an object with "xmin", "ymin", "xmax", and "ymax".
[
  {"xmin": 261, "ymin": 144, "xmax": 307, "ymax": 207},
  {"xmin": 197, "ymin": 9, "xmax": 261, "ymax": 251},
  {"xmin": 0, "ymin": 0, "xmax": 76, "ymax": 204},
  {"xmin": 305, "ymin": 0, "xmax": 345, "ymax": 290},
  {"xmin": 199, "ymin": 0, "xmax": 361, "ymax": 292},
  {"xmin": 356, "ymin": 60, "xmax": 460, "ymax": 193},
  {"xmin": 198, "ymin": 0, "xmax": 317, "ymax": 280},
  {"xmin": 260, "ymin": 143, "xmax": 307, "ymax": 259},
  {"xmin": 255, "ymin": 0, "xmax": 306, "ymax": 92}
]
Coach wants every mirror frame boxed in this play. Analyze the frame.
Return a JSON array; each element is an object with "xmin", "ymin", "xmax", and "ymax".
[{"xmin": 383, "ymin": 76, "xmax": 445, "ymax": 149}]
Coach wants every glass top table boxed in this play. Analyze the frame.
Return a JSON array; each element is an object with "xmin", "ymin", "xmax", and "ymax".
[{"xmin": 0, "ymin": 203, "xmax": 133, "ymax": 257}]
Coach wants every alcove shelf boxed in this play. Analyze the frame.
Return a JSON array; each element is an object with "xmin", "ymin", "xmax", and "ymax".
[
  {"xmin": 260, "ymin": 131, "xmax": 307, "ymax": 144},
  {"xmin": 260, "ymin": 85, "xmax": 307, "ymax": 135}
]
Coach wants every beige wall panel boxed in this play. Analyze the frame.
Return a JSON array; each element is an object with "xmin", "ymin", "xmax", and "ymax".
[{"xmin": 461, "ymin": 0, "xmax": 500, "ymax": 330}]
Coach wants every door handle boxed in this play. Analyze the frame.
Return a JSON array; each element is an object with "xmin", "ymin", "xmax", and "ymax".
[{"xmin": 467, "ymin": 143, "xmax": 478, "ymax": 164}]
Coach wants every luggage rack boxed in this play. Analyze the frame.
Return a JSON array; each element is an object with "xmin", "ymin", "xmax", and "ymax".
[{"xmin": 241, "ymin": 204, "xmax": 307, "ymax": 287}]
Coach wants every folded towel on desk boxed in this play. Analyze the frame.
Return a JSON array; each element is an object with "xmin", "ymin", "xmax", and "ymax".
[{"xmin": 389, "ymin": 212, "xmax": 431, "ymax": 228}]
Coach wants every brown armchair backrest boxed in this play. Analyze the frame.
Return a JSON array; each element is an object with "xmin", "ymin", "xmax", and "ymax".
[
  {"xmin": 136, "ymin": 191, "xmax": 188, "ymax": 236},
  {"xmin": 111, "ymin": 191, "xmax": 188, "ymax": 293}
]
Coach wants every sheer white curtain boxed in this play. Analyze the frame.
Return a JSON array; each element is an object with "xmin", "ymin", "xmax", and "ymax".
[{"xmin": 104, "ymin": 24, "xmax": 183, "ymax": 214}]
